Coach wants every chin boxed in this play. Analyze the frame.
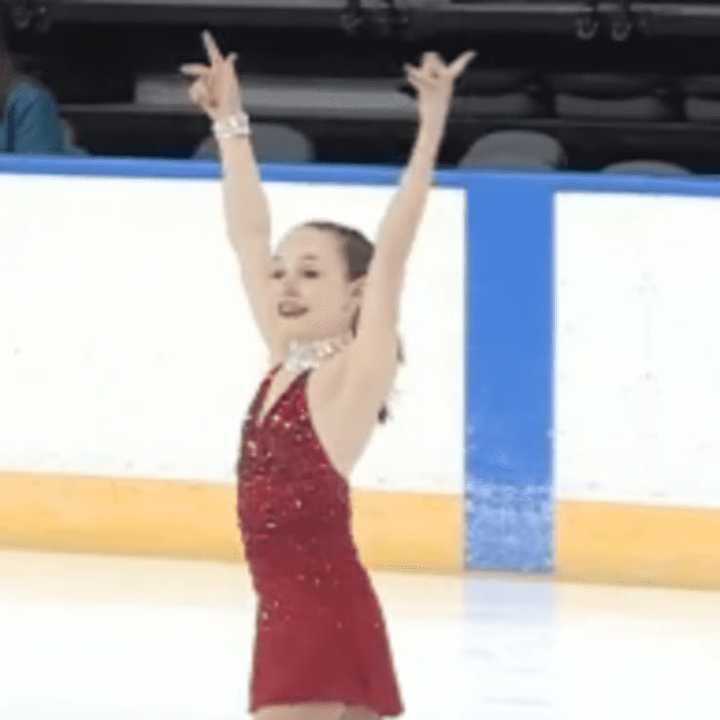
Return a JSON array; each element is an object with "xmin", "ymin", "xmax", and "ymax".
[
  {"xmin": 277, "ymin": 317, "xmax": 313, "ymax": 340},
  {"xmin": 277, "ymin": 311, "xmax": 344, "ymax": 342}
]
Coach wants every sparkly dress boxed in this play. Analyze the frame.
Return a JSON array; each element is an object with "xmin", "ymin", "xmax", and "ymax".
[{"xmin": 236, "ymin": 365, "xmax": 404, "ymax": 717}]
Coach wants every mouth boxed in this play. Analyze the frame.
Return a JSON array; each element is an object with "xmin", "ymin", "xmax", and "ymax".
[{"xmin": 278, "ymin": 301, "xmax": 308, "ymax": 319}]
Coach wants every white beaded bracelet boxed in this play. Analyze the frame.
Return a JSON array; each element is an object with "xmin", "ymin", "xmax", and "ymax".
[{"xmin": 212, "ymin": 111, "xmax": 252, "ymax": 140}]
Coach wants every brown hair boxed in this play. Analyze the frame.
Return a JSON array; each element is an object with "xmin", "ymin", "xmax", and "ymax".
[
  {"xmin": 0, "ymin": 9, "xmax": 16, "ymax": 117},
  {"xmin": 303, "ymin": 220, "xmax": 405, "ymax": 424}
]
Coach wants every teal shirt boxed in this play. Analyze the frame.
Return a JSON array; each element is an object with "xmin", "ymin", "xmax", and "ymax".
[{"xmin": 0, "ymin": 80, "xmax": 66, "ymax": 154}]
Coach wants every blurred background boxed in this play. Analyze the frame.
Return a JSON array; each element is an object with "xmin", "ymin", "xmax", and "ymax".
[{"xmin": 4, "ymin": 0, "xmax": 720, "ymax": 173}]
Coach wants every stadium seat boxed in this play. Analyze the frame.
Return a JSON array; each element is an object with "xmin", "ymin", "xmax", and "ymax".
[
  {"xmin": 193, "ymin": 123, "xmax": 315, "ymax": 163},
  {"xmin": 458, "ymin": 129, "xmax": 566, "ymax": 170}
]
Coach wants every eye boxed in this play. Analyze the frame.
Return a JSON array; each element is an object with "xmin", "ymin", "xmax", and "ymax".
[
  {"xmin": 271, "ymin": 269, "xmax": 285, "ymax": 280},
  {"xmin": 302, "ymin": 269, "xmax": 320, "ymax": 279}
]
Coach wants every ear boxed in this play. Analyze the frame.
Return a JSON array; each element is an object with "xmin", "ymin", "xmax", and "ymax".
[
  {"xmin": 343, "ymin": 277, "xmax": 365, "ymax": 314},
  {"xmin": 350, "ymin": 277, "xmax": 366, "ymax": 301}
]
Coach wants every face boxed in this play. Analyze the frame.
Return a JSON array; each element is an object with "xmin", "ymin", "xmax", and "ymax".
[{"xmin": 270, "ymin": 225, "xmax": 363, "ymax": 343}]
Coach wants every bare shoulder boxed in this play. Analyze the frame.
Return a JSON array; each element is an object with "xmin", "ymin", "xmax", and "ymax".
[
  {"xmin": 306, "ymin": 345, "xmax": 399, "ymax": 477},
  {"xmin": 316, "ymin": 341, "xmax": 399, "ymax": 414}
]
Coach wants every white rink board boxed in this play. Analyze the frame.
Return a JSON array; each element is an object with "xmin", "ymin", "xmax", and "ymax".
[
  {"xmin": 0, "ymin": 173, "xmax": 465, "ymax": 494},
  {"xmin": 555, "ymin": 192, "xmax": 720, "ymax": 508}
]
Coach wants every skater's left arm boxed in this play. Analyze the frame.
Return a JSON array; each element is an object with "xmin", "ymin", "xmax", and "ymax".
[{"xmin": 346, "ymin": 51, "xmax": 476, "ymax": 378}]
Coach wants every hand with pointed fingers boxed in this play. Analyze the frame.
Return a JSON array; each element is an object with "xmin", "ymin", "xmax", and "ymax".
[
  {"xmin": 403, "ymin": 50, "xmax": 476, "ymax": 131},
  {"xmin": 179, "ymin": 30, "xmax": 243, "ymax": 122}
]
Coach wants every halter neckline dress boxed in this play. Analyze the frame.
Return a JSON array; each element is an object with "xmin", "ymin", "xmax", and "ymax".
[{"xmin": 235, "ymin": 364, "xmax": 404, "ymax": 716}]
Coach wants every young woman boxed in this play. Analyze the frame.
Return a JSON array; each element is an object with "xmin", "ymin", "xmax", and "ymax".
[
  {"xmin": 0, "ymin": 14, "xmax": 66, "ymax": 154},
  {"xmin": 181, "ymin": 32, "xmax": 474, "ymax": 720}
]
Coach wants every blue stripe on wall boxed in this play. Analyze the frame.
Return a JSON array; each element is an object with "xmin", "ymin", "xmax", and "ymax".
[
  {"xmin": 0, "ymin": 154, "xmax": 409, "ymax": 185},
  {"xmin": 464, "ymin": 175, "xmax": 554, "ymax": 573}
]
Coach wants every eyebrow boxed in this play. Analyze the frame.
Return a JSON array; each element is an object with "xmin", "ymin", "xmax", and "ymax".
[{"xmin": 272, "ymin": 253, "xmax": 320, "ymax": 263}]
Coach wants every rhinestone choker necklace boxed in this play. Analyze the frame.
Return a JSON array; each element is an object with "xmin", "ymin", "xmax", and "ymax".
[{"xmin": 283, "ymin": 332, "xmax": 353, "ymax": 375}]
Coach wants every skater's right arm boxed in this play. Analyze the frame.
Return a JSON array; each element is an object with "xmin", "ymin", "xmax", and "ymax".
[
  {"xmin": 181, "ymin": 32, "xmax": 279, "ymax": 355},
  {"xmin": 216, "ymin": 132, "xmax": 277, "ymax": 354}
]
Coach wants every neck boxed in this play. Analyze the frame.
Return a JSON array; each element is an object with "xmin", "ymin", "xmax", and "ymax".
[
  {"xmin": 283, "ymin": 330, "xmax": 353, "ymax": 374},
  {"xmin": 289, "ymin": 329, "xmax": 352, "ymax": 347}
]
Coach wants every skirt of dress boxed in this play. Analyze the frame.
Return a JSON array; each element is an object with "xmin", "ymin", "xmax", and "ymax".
[{"xmin": 247, "ymin": 554, "xmax": 404, "ymax": 717}]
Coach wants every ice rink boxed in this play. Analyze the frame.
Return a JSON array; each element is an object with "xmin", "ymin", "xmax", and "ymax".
[{"xmin": 1, "ymin": 549, "xmax": 718, "ymax": 720}]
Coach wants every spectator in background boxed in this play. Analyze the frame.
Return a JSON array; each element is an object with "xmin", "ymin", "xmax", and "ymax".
[{"xmin": 0, "ymin": 13, "xmax": 67, "ymax": 154}]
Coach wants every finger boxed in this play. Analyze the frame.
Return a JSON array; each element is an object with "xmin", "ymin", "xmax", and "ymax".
[
  {"xmin": 405, "ymin": 62, "xmax": 435, "ymax": 83},
  {"xmin": 202, "ymin": 30, "xmax": 224, "ymax": 66},
  {"xmin": 188, "ymin": 81, "xmax": 206, "ymax": 104},
  {"xmin": 403, "ymin": 63, "xmax": 420, "ymax": 77},
  {"xmin": 190, "ymin": 79, "xmax": 213, "ymax": 107},
  {"xmin": 189, "ymin": 86, "xmax": 204, "ymax": 108},
  {"xmin": 179, "ymin": 63, "xmax": 211, "ymax": 77},
  {"xmin": 449, "ymin": 50, "xmax": 477, "ymax": 78},
  {"xmin": 405, "ymin": 76, "xmax": 422, "ymax": 94},
  {"xmin": 421, "ymin": 51, "xmax": 442, "ymax": 66},
  {"xmin": 422, "ymin": 52, "xmax": 445, "ymax": 76},
  {"xmin": 406, "ymin": 66, "xmax": 437, "ymax": 89},
  {"xmin": 224, "ymin": 53, "xmax": 239, "ymax": 75}
]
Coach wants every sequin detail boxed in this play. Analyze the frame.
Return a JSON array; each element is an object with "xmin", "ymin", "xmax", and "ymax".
[{"xmin": 235, "ymin": 365, "xmax": 404, "ymax": 717}]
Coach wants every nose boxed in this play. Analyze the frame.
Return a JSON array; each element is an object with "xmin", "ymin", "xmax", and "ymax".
[{"xmin": 281, "ymin": 275, "xmax": 299, "ymax": 296}]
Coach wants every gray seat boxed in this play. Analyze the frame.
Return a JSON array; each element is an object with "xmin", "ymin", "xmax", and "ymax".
[
  {"xmin": 456, "ymin": 68, "xmax": 536, "ymax": 96},
  {"xmin": 684, "ymin": 96, "xmax": 720, "ymax": 123},
  {"xmin": 459, "ymin": 130, "xmax": 566, "ymax": 170},
  {"xmin": 453, "ymin": 93, "xmax": 546, "ymax": 118},
  {"xmin": 194, "ymin": 123, "xmax": 315, "ymax": 163},
  {"xmin": 681, "ymin": 75, "xmax": 720, "ymax": 97},
  {"xmin": 555, "ymin": 93, "xmax": 675, "ymax": 121},
  {"xmin": 602, "ymin": 160, "xmax": 691, "ymax": 176},
  {"xmin": 547, "ymin": 72, "xmax": 662, "ymax": 98}
]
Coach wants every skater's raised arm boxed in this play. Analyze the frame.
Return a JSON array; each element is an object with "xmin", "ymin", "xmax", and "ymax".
[
  {"xmin": 346, "ymin": 51, "xmax": 475, "ymax": 379},
  {"xmin": 181, "ymin": 32, "xmax": 279, "ymax": 356}
]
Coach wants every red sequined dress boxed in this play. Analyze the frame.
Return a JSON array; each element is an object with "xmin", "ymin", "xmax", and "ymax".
[{"xmin": 236, "ymin": 365, "xmax": 404, "ymax": 716}]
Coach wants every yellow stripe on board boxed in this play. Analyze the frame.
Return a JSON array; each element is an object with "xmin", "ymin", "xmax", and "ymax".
[
  {"xmin": 556, "ymin": 500, "xmax": 720, "ymax": 590},
  {"xmin": 0, "ymin": 472, "xmax": 463, "ymax": 573}
]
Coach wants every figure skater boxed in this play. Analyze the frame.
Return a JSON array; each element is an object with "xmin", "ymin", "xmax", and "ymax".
[{"xmin": 181, "ymin": 32, "xmax": 474, "ymax": 720}]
